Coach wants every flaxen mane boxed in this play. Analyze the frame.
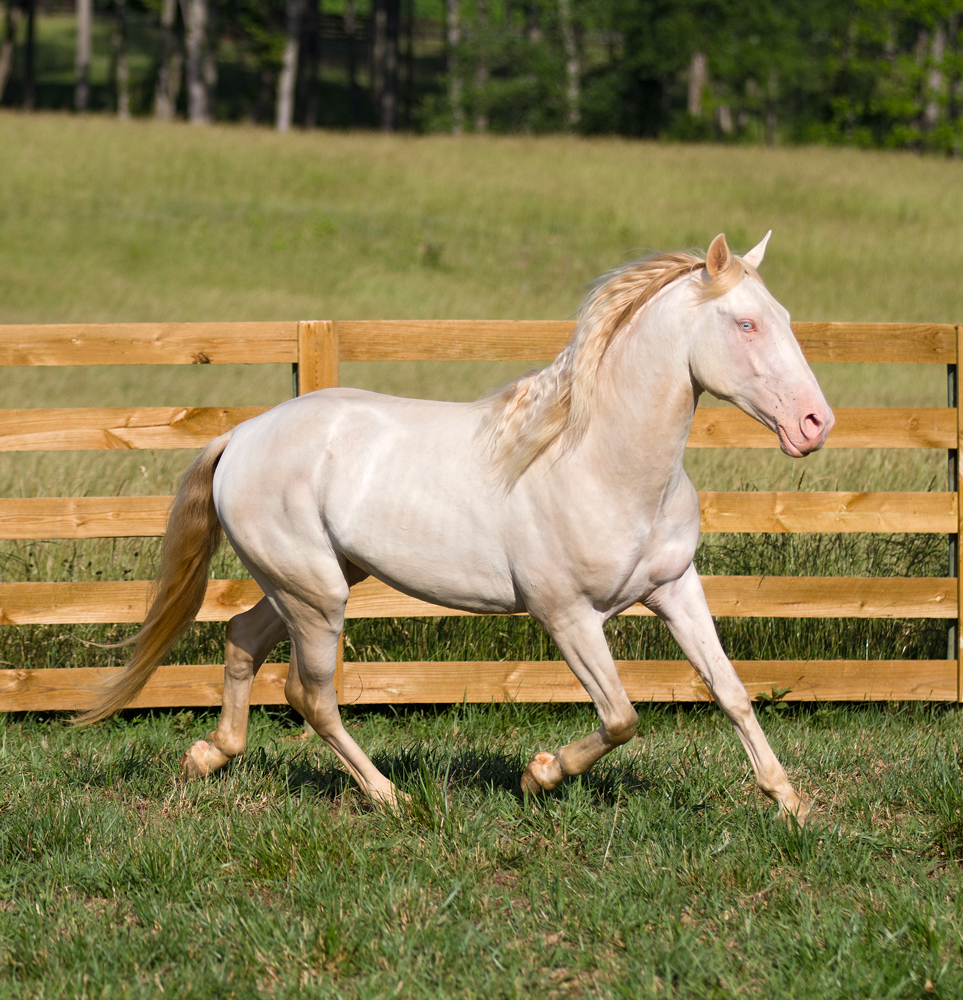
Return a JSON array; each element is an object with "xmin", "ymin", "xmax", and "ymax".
[{"xmin": 484, "ymin": 248, "xmax": 760, "ymax": 487}]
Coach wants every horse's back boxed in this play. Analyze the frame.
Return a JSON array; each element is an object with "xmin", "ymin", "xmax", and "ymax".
[{"xmin": 213, "ymin": 389, "xmax": 520, "ymax": 614}]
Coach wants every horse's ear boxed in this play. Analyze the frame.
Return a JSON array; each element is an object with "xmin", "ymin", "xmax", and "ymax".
[
  {"xmin": 742, "ymin": 230, "xmax": 772, "ymax": 269},
  {"xmin": 706, "ymin": 233, "xmax": 731, "ymax": 278}
]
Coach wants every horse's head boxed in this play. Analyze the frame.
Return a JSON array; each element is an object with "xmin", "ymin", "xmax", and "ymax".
[{"xmin": 688, "ymin": 232, "xmax": 833, "ymax": 457}]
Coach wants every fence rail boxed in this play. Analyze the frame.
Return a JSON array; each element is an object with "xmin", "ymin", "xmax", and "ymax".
[{"xmin": 0, "ymin": 320, "xmax": 959, "ymax": 711}]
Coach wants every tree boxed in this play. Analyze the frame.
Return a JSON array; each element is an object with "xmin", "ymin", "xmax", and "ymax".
[
  {"xmin": 75, "ymin": 0, "xmax": 92, "ymax": 111},
  {"xmin": 154, "ymin": 0, "xmax": 183, "ymax": 119},
  {"xmin": 276, "ymin": 0, "xmax": 302, "ymax": 129}
]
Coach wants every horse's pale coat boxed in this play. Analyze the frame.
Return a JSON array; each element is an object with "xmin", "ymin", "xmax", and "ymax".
[{"xmin": 84, "ymin": 233, "xmax": 833, "ymax": 822}]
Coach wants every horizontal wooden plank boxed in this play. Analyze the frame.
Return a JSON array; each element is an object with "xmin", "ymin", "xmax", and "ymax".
[
  {"xmin": 0, "ymin": 496, "xmax": 174, "ymax": 538},
  {"xmin": 0, "ymin": 662, "xmax": 290, "ymax": 712},
  {"xmin": 0, "ymin": 321, "xmax": 952, "ymax": 370},
  {"xmin": 0, "ymin": 404, "xmax": 948, "ymax": 454},
  {"xmin": 339, "ymin": 659, "xmax": 957, "ymax": 704},
  {"xmin": 335, "ymin": 321, "xmax": 957, "ymax": 364},
  {"xmin": 0, "ymin": 580, "xmax": 263, "ymax": 624},
  {"xmin": 0, "ymin": 575, "xmax": 952, "ymax": 625},
  {"xmin": 337, "ymin": 320, "xmax": 573, "ymax": 361},
  {"xmin": 1, "ymin": 658, "xmax": 955, "ymax": 712},
  {"xmin": 791, "ymin": 322, "xmax": 956, "ymax": 364},
  {"xmin": 0, "ymin": 323, "xmax": 298, "ymax": 366},
  {"xmin": 0, "ymin": 406, "xmax": 267, "ymax": 452},
  {"xmin": 699, "ymin": 491, "xmax": 957, "ymax": 534},
  {"xmin": 689, "ymin": 407, "xmax": 954, "ymax": 449},
  {"xmin": 1, "ymin": 490, "xmax": 952, "ymax": 541}
]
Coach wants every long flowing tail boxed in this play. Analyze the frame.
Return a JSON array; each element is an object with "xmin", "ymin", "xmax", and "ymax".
[{"xmin": 75, "ymin": 431, "xmax": 234, "ymax": 725}]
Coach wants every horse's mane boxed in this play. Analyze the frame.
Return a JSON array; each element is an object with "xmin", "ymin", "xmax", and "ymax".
[{"xmin": 483, "ymin": 248, "xmax": 759, "ymax": 487}]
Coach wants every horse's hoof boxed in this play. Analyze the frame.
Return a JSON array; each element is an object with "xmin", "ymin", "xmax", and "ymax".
[
  {"xmin": 778, "ymin": 792, "xmax": 812, "ymax": 827},
  {"xmin": 521, "ymin": 751, "xmax": 564, "ymax": 794},
  {"xmin": 180, "ymin": 739, "xmax": 221, "ymax": 780},
  {"xmin": 371, "ymin": 785, "xmax": 410, "ymax": 816}
]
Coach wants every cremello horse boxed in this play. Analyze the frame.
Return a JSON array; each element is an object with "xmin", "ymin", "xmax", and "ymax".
[{"xmin": 80, "ymin": 233, "xmax": 833, "ymax": 823}]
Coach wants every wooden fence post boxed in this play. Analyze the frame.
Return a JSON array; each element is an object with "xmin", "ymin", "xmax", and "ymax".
[
  {"xmin": 296, "ymin": 321, "xmax": 344, "ymax": 707},
  {"xmin": 955, "ymin": 326, "xmax": 962, "ymax": 703}
]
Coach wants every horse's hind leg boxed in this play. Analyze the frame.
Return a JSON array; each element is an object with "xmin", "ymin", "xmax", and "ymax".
[
  {"xmin": 522, "ymin": 610, "xmax": 639, "ymax": 793},
  {"xmin": 281, "ymin": 594, "xmax": 402, "ymax": 810},
  {"xmin": 646, "ymin": 563, "xmax": 808, "ymax": 823},
  {"xmin": 181, "ymin": 597, "xmax": 288, "ymax": 778}
]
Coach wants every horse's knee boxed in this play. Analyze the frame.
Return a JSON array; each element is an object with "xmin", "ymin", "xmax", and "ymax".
[{"xmin": 604, "ymin": 705, "xmax": 639, "ymax": 747}]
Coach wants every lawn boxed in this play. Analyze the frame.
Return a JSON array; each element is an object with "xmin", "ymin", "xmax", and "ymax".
[{"xmin": 0, "ymin": 113, "xmax": 962, "ymax": 997}]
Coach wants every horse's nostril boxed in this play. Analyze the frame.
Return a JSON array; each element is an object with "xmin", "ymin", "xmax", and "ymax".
[{"xmin": 803, "ymin": 413, "xmax": 823, "ymax": 437}]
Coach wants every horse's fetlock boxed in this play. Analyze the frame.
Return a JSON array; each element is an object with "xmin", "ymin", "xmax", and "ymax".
[
  {"xmin": 210, "ymin": 731, "xmax": 245, "ymax": 759},
  {"xmin": 606, "ymin": 707, "xmax": 639, "ymax": 746}
]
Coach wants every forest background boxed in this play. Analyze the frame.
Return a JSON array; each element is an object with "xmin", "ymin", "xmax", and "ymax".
[{"xmin": 2, "ymin": 0, "xmax": 963, "ymax": 150}]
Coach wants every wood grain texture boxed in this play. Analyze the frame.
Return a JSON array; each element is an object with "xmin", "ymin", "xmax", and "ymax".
[
  {"xmin": 0, "ymin": 663, "xmax": 290, "ymax": 712},
  {"xmin": 0, "ymin": 580, "xmax": 263, "ymax": 624},
  {"xmin": 0, "ymin": 575, "xmax": 952, "ymax": 624},
  {"xmin": 791, "ymin": 322, "xmax": 956, "ymax": 364},
  {"xmin": 344, "ymin": 576, "xmax": 958, "ymax": 620},
  {"xmin": 333, "ymin": 320, "xmax": 957, "ymax": 364},
  {"xmin": 337, "ymin": 320, "xmax": 571, "ymax": 361},
  {"xmin": 688, "ymin": 407, "xmax": 954, "ymax": 449},
  {"xmin": 338, "ymin": 659, "xmax": 957, "ymax": 704},
  {"xmin": 0, "ymin": 323, "xmax": 298, "ymax": 366},
  {"xmin": 0, "ymin": 490, "xmax": 951, "ymax": 540},
  {"xmin": 0, "ymin": 405, "xmax": 946, "ymax": 452},
  {"xmin": 0, "ymin": 406, "xmax": 267, "ymax": 452},
  {"xmin": 1, "ymin": 659, "xmax": 954, "ymax": 711},
  {"xmin": 699, "ymin": 491, "xmax": 957, "ymax": 533},
  {"xmin": 297, "ymin": 320, "xmax": 340, "ymax": 394},
  {"xmin": 0, "ymin": 496, "xmax": 174, "ymax": 539}
]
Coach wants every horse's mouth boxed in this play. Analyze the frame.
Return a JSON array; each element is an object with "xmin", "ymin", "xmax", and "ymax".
[{"xmin": 777, "ymin": 425, "xmax": 808, "ymax": 458}]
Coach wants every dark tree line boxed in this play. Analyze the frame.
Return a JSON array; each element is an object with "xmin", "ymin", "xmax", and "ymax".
[{"xmin": 3, "ymin": 0, "xmax": 963, "ymax": 151}]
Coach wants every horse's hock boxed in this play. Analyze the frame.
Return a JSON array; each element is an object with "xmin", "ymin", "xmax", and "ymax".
[{"xmin": 0, "ymin": 319, "xmax": 959, "ymax": 711}]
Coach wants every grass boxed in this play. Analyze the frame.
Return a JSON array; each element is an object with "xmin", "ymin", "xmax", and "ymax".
[
  {"xmin": 2, "ymin": 113, "xmax": 963, "ymax": 996},
  {"xmin": 2, "ymin": 702, "xmax": 963, "ymax": 999}
]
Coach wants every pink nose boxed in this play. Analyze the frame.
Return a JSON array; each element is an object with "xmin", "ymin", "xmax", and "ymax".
[{"xmin": 801, "ymin": 408, "xmax": 834, "ymax": 448}]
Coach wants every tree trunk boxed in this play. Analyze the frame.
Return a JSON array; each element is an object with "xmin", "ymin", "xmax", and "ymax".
[
  {"xmin": 298, "ymin": 0, "xmax": 319, "ymax": 128},
  {"xmin": 403, "ymin": 0, "xmax": 414, "ymax": 126},
  {"xmin": 687, "ymin": 50, "xmax": 706, "ymax": 117},
  {"xmin": 372, "ymin": 0, "xmax": 385, "ymax": 113},
  {"xmin": 558, "ymin": 0, "xmax": 579, "ymax": 128},
  {"xmin": 925, "ymin": 23, "xmax": 947, "ymax": 131},
  {"xmin": 75, "ymin": 0, "xmax": 92, "ymax": 111},
  {"xmin": 446, "ymin": 0, "xmax": 462, "ymax": 133},
  {"xmin": 0, "ymin": 3, "xmax": 20, "ymax": 106},
  {"xmin": 276, "ymin": 0, "xmax": 302, "ymax": 131},
  {"xmin": 379, "ymin": 0, "xmax": 398, "ymax": 130},
  {"xmin": 344, "ymin": 0, "xmax": 359, "ymax": 125},
  {"xmin": 113, "ymin": 0, "xmax": 130, "ymax": 118},
  {"xmin": 473, "ymin": 0, "xmax": 488, "ymax": 131},
  {"xmin": 154, "ymin": 0, "xmax": 182, "ymax": 119},
  {"xmin": 181, "ymin": 0, "xmax": 211, "ymax": 123},
  {"xmin": 24, "ymin": 0, "xmax": 36, "ymax": 110}
]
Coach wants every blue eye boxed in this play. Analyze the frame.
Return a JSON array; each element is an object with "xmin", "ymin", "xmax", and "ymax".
[{"xmin": 739, "ymin": 321, "xmax": 756, "ymax": 332}]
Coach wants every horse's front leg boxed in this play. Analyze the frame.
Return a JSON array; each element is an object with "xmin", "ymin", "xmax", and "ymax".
[
  {"xmin": 181, "ymin": 597, "xmax": 288, "ymax": 778},
  {"xmin": 521, "ymin": 611, "xmax": 638, "ymax": 794},
  {"xmin": 645, "ymin": 562, "xmax": 809, "ymax": 824}
]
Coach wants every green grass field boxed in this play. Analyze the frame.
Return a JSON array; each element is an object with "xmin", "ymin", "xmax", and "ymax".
[{"xmin": 1, "ymin": 113, "xmax": 963, "ymax": 998}]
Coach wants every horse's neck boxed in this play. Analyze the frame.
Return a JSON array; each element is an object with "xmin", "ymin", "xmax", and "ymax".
[{"xmin": 582, "ymin": 303, "xmax": 697, "ymax": 495}]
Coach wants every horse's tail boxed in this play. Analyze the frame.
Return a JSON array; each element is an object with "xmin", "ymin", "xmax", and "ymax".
[{"xmin": 74, "ymin": 431, "xmax": 234, "ymax": 725}]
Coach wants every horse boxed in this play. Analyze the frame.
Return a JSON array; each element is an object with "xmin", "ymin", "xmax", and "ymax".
[{"xmin": 79, "ymin": 232, "xmax": 833, "ymax": 824}]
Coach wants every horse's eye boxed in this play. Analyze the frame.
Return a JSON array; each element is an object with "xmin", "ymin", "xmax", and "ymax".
[{"xmin": 739, "ymin": 320, "xmax": 756, "ymax": 332}]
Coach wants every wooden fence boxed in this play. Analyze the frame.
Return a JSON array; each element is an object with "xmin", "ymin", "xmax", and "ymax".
[{"xmin": 0, "ymin": 320, "xmax": 958, "ymax": 712}]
